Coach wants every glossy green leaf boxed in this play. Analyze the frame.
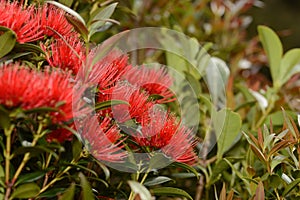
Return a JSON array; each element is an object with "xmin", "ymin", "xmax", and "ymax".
[
  {"xmin": 89, "ymin": 3, "xmax": 118, "ymax": 38},
  {"xmin": 258, "ymin": 25, "xmax": 283, "ymax": 87},
  {"xmin": 95, "ymin": 99, "xmax": 129, "ymax": 111},
  {"xmin": 72, "ymin": 137, "xmax": 82, "ymax": 160},
  {"xmin": 0, "ymin": 52, "xmax": 32, "ymax": 63},
  {"xmin": 280, "ymin": 48, "xmax": 300, "ymax": 85},
  {"xmin": 170, "ymin": 162, "xmax": 199, "ymax": 179},
  {"xmin": 38, "ymin": 188, "xmax": 67, "ymax": 198},
  {"xmin": 59, "ymin": 182, "xmax": 75, "ymax": 200},
  {"xmin": 15, "ymin": 171, "xmax": 46, "ymax": 186},
  {"xmin": 46, "ymin": 1, "xmax": 86, "ymax": 25},
  {"xmin": 65, "ymin": 15, "xmax": 89, "ymax": 42},
  {"xmin": 0, "ymin": 29, "xmax": 16, "ymax": 58},
  {"xmin": 151, "ymin": 187, "xmax": 193, "ymax": 200},
  {"xmin": 14, "ymin": 43, "xmax": 45, "ymax": 55},
  {"xmin": 128, "ymin": 180, "xmax": 152, "ymax": 200},
  {"xmin": 149, "ymin": 153, "xmax": 171, "ymax": 170},
  {"xmin": 144, "ymin": 176, "xmax": 174, "ymax": 186},
  {"xmin": 79, "ymin": 172, "xmax": 94, "ymax": 200},
  {"xmin": 10, "ymin": 183, "xmax": 40, "ymax": 199},
  {"xmin": 206, "ymin": 57, "xmax": 229, "ymax": 106},
  {"xmin": 282, "ymin": 178, "xmax": 300, "ymax": 196},
  {"xmin": 214, "ymin": 109, "xmax": 242, "ymax": 160}
]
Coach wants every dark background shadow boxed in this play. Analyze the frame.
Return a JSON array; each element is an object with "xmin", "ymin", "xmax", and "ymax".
[{"xmin": 248, "ymin": 0, "xmax": 300, "ymax": 50}]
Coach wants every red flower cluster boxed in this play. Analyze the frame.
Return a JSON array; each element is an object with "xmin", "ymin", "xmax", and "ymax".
[
  {"xmin": 97, "ymin": 83, "xmax": 154, "ymax": 123},
  {"xmin": 0, "ymin": 0, "xmax": 198, "ymax": 165},
  {"xmin": 41, "ymin": 37, "xmax": 86, "ymax": 74},
  {"xmin": 0, "ymin": 64, "xmax": 81, "ymax": 123},
  {"xmin": 123, "ymin": 66, "xmax": 175, "ymax": 103},
  {"xmin": 135, "ymin": 108, "xmax": 198, "ymax": 164},
  {"xmin": 80, "ymin": 115, "xmax": 126, "ymax": 163},
  {"xmin": 0, "ymin": 1, "xmax": 77, "ymax": 43},
  {"xmin": 0, "ymin": 0, "xmax": 43, "ymax": 43}
]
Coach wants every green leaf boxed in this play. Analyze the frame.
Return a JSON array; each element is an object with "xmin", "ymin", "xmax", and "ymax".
[
  {"xmin": 206, "ymin": 57, "xmax": 229, "ymax": 106},
  {"xmin": 79, "ymin": 172, "xmax": 94, "ymax": 200},
  {"xmin": 209, "ymin": 159, "xmax": 230, "ymax": 185},
  {"xmin": 149, "ymin": 153, "xmax": 171, "ymax": 170},
  {"xmin": 151, "ymin": 187, "xmax": 193, "ymax": 200},
  {"xmin": 144, "ymin": 176, "xmax": 174, "ymax": 187},
  {"xmin": 280, "ymin": 48, "xmax": 300, "ymax": 85},
  {"xmin": 171, "ymin": 173, "xmax": 197, "ymax": 179},
  {"xmin": 14, "ymin": 43, "xmax": 45, "ymax": 55},
  {"xmin": 89, "ymin": 3, "xmax": 118, "ymax": 38},
  {"xmin": 128, "ymin": 180, "xmax": 152, "ymax": 200},
  {"xmin": 15, "ymin": 171, "xmax": 46, "ymax": 186},
  {"xmin": 0, "ymin": 29, "xmax": 16, "ymax": 58},
  {"xmin": 38, "ymin": 188, "xmax": 67, "ymax": 198},
  {"xmin": 10, "ymin": 183, "xmax": 40, "ymax": 199},
  {"xmin": 95, "ymin": 99, "xmax": 129, "ymax": 111},
  {"xmin": 257, "ymin": 25, "xmax": 283, "ymax": 87},
  {"xmin": 214, "ymin": 109, "xmax": 242, "ymax": 160},
  {"xmin": 170, "ymin": 162, "xmax": 199, "ymax": 179},
  {"xmin": 46, "ymin": 1, "xmax": 86, "ymax": 25},
  {"xmin": 72, "ymin": 137, "xmax": 82, "ymax": 160},
  {"xmin": 65, "ymin": 15, "xmax": 89, "ymax": 42},
  {"xmin": 282, "ymin": 178, "xmax": 300, "ymax": 196},
  {"xmin": 59, "ymin": 183, "xmax": 76, "ymax": 200}
]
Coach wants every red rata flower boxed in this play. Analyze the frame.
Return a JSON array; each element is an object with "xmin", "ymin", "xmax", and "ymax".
[
  {"xmin": 80, "ymin": 50, "xmax": 131, "ymax": 89},
  {"xmin": 80, "ymin": 115, "xmax": 126, "ymax": 162},
  {"xmin": 123, "ymin": 66, "xmax": 175, "ymax": 103},
  {"xmin": 40, "ymin": 4, "xmax": 76, "ymax": 39},
  {"xmin": 41, "ymin": 37, "xmax": 86, "ymax": 74},
  {"xmin": 97, "ymin": 83, "xmax": 154, "ymax": 123},
  {"xmin": 0, "ymin": 0, "xmax": 43, "ymax": 43},
  {"xmin": 0, "ymin": 64, "xmax": 83, "ymax": 123},
  {"xmin": 135, "ymin": 108, "xmax": 198, "ymax": 165}
]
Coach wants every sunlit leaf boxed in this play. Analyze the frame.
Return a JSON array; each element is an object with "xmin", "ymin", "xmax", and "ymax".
[
  {"xmin": 280, "ymin": 48, "xmax": 300, "ymax": 85},
  {"xmin": 258, "ymin": 25, "xmax": 283, "ymax": 88},
  {"xmin": 128, "ymin": 180, "xmax": 152, "ymax": 200},
  {"xmin": 15, "ymin": 171, "xmax": 46, "ymax": 186},
  {"xmin": 214, "ymin": 109, "xmax": 242, "ymax": 160},
  {"xmin": 144, "ymin": 176, "xmax": 174, "ymax": 186},
  {"xmin": 0, "ymin": 28, "xmax": 16, "ymax": 58},
  {"xmin": 46, "ymin": 1, "xmax": 86, "ymax": 25},
  {"xmin": 89, "ymin": 3, "xmax": 118, "ymax": 38}
]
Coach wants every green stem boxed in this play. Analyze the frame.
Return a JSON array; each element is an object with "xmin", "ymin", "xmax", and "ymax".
[
  {"xmin": 4, "ymin": 125, "xmax": 14, "ymax": 200},
  {"xmin": 4, "ymin": 126, "xmax": 14, "ymax": 184},
  {"xmin": 11, "ymin": 123, "xmax": 43, "ymax": 184},
  {"xmin": 38, "ymin": 157, "xmax": 79, "ymax": 195}
]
